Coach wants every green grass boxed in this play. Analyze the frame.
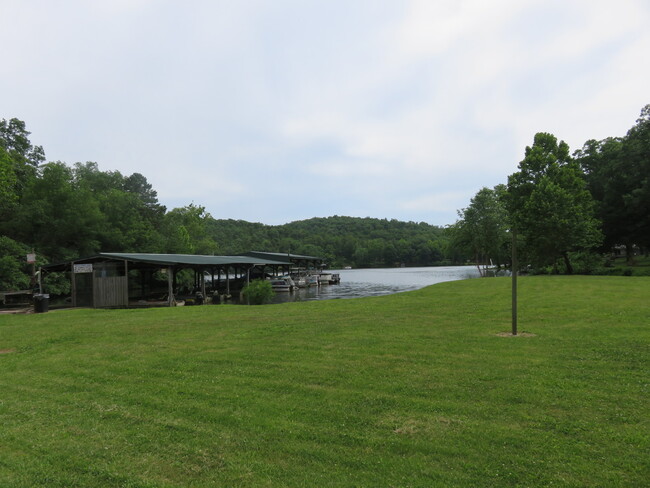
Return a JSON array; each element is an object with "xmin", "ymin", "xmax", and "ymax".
[{"xmin": 1, "ymin": 276, "xmax": 648, "ymax": 487}]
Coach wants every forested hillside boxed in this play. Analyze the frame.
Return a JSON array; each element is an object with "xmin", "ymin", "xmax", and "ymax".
[{"xmin": 209, "ymin": 216, "xmax": 446, "ymax": 268}]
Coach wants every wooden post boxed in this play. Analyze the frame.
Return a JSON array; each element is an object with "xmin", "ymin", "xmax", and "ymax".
[
  {"xmin": 124, "ymin": 260, "xmax": 129, "ymax": 307},
  {"xmin": 512, "ymin": 228, "xmax": 518, "ymax": 336},
  {"xmin": 167, "ymin": 266, "xmax": 174, "ymax": 307}
]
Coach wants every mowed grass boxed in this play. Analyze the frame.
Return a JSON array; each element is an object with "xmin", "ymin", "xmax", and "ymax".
[{"xmin": 0, "ymin": 276, "xmax": 648, "ymax": 487}]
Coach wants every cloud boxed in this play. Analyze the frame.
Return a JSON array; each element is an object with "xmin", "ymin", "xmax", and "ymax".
[
  {"xmin": 1, "ymin": 0, "xmax": 649, "ymax": 227},
  {"xmin": 400, "ymin": 191, "xmax": 475, "ymax": 214}
]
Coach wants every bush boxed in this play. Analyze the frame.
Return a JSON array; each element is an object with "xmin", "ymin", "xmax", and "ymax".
[
  {"xmin": 241, "ymin": 279, "xmax": 274, "ymax": 305},
  {"xmin": 567, "ymin": 251, "xmax": 604, "ymax": 275}
]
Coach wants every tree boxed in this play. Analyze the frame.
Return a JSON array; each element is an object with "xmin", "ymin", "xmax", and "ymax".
[
  {"xmin": 452, "ymin": 185, "xmax": 509, "ymax": 276},
  {"xmin": 161, "ymin": 204, "xmax": 218, "ymax": 254},
  {"xmin": 0, "ymin": 236, "xmax": 30, "ymax": 291},
  {"xmin": 0, "ymin": 118, "xmax": 44, "ymax": 198},
  {"xmin": 0, "ymin": 146, "xmax": 18, "ymax": 218},
  {"xmin": 8, "ymin": 162, "xmax": 105, "ymax": 261},
  {"xmin": 575, "ymin": 104, "xmax": 650, "ymax": 260},
  {"xmin": 506, "ymin": 132, "xmax": 601, "ymax": 273}
]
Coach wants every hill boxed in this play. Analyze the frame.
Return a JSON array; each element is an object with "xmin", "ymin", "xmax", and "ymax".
[{"xmin": 208, "ymin": 216, "xmax": 447, "ymax": 268}]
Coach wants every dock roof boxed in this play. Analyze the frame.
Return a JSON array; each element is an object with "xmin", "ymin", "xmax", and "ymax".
[
  {"xmin": 42, "ymin": 252, "xmax": 292, "ymax": 272},
  {"xmin": 243, "ymin": 251, "xmax": 323, "ymax": 261}
]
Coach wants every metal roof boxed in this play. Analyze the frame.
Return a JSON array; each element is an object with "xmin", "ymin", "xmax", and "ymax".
[
  {"xmin": 243, "ymin": 251, "xmax": 323, "ymax": 261},
  {"xmin": 41, "ymin": 252, "xmax": 292, "ymax": 271},
  {"xmin": 99, "ymin": 252, "xmax": 292, "ymax": 266}
]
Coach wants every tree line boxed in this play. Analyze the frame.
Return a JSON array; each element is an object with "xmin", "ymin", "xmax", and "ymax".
[
  {"xmin": 0, "ymin": 121, "xmax": 447, "ymax": 291},
  {"xmin": 2, "ymin": 104, "xmax": 648, "ymax": 290},
  {"xmin": 449, "ymin": 104, "xmax": 649, "ymax": 275}
]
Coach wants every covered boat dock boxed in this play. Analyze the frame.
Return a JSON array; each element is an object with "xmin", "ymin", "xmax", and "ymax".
[{"xmin": 40, "ymin": 252, "xmax": 322, "ymax": 308}]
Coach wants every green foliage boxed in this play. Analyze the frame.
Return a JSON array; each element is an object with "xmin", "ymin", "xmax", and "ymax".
[
  {"xmin": 0, "ymin": 117, "xmax": 44, "ymax": 197},
  {"xmin": 506, "ymin": 132, "xmax": 602, "ymax": 273},
  {"xmin": 0, "ymin": 146, "xmax": 18, "ymax": 217},
  {"xmin": 450, "ymin": 185, "xmax": 509, "ymax": 273},
  {"xmin": 207, "ymin": 216, "xmax": 446, "ymax": 268},
  {"xmin": 162, "ymin": 204, "xmax": 218, "ymax": 254},
  {"xmin": 241, "ymin": 278, "xmax": 274, "ymax": 304},
  {"xmin": 576, "ymin": 104, "xmax": 650, "ymax": 253},
  {"xmin": 0, "ymin": 236, "xmax": 30, "ymax": 290}
]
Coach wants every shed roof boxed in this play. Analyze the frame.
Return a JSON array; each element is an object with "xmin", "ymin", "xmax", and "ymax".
[
  {"xmin": 42, "ymin": 252, "xmax": 292, "ymax": 272},
  {"xmin": 243, "ymin": 251, "xmax": 323, "ymax": 261},
  {"xmin": 99, "ymin": 252, "xmax": 292, "ymax": 266}
]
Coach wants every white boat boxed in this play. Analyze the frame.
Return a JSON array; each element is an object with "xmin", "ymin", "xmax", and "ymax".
[
  {"xmin": 268, "ymin": 278, "xmax": 291, "ymax": 292},
  {"xmin": 278, "ymin": 275, "xmax": 296, "ymax": 290},
  {"xmin": 319, "ymin": 273, "xmax": 333, "ymax": 284},
  {"xmin": 317, "ymin": 272, "xmax": 341, "ymax": 285},
  {"xmin": 293, "ymin": 276, "xmax": 307, "ymax": 288}
]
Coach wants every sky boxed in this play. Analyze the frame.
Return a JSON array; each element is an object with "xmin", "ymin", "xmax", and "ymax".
[{"xmin": 2, "ymin": 0, "xmax": 649, "ymax": 227}]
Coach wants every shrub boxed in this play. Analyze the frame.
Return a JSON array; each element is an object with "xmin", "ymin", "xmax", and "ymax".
[{"xmin": 241, "ymin": 279, "xmax": 274, "ymax": 305}]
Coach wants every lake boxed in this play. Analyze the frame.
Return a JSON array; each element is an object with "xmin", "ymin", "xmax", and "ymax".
[{"xmin": 270, "ymin": 266, "xmax": 481, "ymax": 304}]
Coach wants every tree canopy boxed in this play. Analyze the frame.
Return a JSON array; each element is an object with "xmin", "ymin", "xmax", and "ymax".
[{"xmin": 506, "ymin": 132, "xmax": 602, "ymax": 273}]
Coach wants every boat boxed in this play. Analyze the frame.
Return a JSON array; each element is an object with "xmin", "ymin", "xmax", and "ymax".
[
  {"xmin": 268, "ymin": 278, "xmax": 291, "ymax": 292},
  {"xmin": 278, "ymin": 275, "xmax": 297, "ymax": 290},
  {"xmin": 293, "ymin": 275, "xmax": 307, "ymax": 288},
  {"xmin": 316, "ymin": 272, "xmax": 341, "ymax": 285}
]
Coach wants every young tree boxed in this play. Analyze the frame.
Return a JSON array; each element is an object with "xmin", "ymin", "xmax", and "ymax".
[
  {"xmin": 452, "ymin": 185, "xmax": 509, "ymax": 276},
  {"xmin": 506, "ymin": 132, "xmax": 601, "ymax": 273}
]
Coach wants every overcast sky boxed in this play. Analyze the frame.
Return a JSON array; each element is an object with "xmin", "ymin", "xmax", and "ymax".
[{"xmin": 2, "ymin": 1, "xmax": 649, "ymax": 226}]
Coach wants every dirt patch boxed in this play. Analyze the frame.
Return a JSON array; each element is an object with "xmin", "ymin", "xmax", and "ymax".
[
  {"xmin": 0, "ymin": 308, "xmax": 32, "ymax": 314},
  {"xmin": 0, "ymin": 349, "xmax": 16, "ymax": 354},
  {"xmin": 496, "ymin": 332, "xmax": 536, "ymax": 337}
]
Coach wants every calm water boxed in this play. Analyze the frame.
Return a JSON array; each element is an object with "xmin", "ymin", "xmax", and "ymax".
[{"xmin": 271, "ymin": 266, "xmax": 481, "ymax": 304}]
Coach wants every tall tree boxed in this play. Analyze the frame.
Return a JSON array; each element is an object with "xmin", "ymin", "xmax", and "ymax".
[
  {"xmin": 0, "ymin": 118, "xmax": 44, "ymax": 197},
  {"xmin": 506, "ymin": 132, "xmax": 601, "ymax": 273},
  {"xmin": 9, "ymin": 162, "xmax": 105, "ymax": 261},
  {"xmin": 576, "ymin": 104, "xmax": 650, "ymax": 259},
  {"xmin": 0, "ymin": 146, "xmax": 18, "ymax": 218},
  {"xmin": 161, "ymin": 204, "xmax": 218, "ymax": 254}
]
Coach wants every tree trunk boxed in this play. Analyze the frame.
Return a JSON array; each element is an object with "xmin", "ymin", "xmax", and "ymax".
[
  {"xmin": 475, "ymin": 253, "xmax": 484, "ymax": 277},
  {"xmin": 563, "ymin": 252, "xmax": 573, "ymax": 275},
  {"xmin": 626, "ymin": 244, "xmax": 635, "ymax": 265}
]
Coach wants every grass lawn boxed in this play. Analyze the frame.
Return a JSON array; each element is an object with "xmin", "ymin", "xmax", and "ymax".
[{"xmin": 1, "ymin": 276, "xmax": 648, "ymax": 487}]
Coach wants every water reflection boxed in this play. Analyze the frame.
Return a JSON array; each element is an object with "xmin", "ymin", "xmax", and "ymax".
[{"xmin": 271, "ymin": 266, "xmax": 481, "ymax": 304}]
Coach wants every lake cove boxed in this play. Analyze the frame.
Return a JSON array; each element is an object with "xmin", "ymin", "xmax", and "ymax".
[
  {"xmin": 0, "ymin": 276, "xmax": 647, "ymax": 487},
  {"xmin": 271, "ymin": 265, "xmax": 481, "ymax": 303}
]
